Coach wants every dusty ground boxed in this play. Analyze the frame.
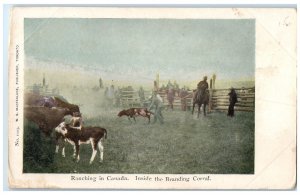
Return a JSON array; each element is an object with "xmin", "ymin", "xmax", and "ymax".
[{"xmin": 23, "ymin": 108, "xmax": 254, "ymax": 174}]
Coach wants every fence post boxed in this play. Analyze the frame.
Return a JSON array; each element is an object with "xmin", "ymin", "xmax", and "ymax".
[
  {"xmin": 208, "ymin": 79, "xmax": 213, "ymax": 113},
  {"xmin": 208, "ymin": 89, "xmax": 213, "ymax": 113}
]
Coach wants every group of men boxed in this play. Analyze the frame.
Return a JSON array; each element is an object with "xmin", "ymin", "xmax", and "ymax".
[
  {"xmin": 196, "ymin": 75, "xmax": 238, "ymax": 117},
  {"xmin": 148, "ymin": 76, "xmax": 210, "ymax": 125},
  {"xmin": 104, "ymin": 85, "xmax": 124, "ymax": 107},
  {"xmin": 148, "ymin": 75, "xmax": 238, "ymax": 124},
  {"xmin": 101, "ymin": 75, "xmax": 237, "ymax": 124}
]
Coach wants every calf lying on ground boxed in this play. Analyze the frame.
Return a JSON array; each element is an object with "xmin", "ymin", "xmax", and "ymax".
[
  {"xmin": 55, "ymin": 122, "xmax": 107, "ymax": 164},
  {"xmin": 118, "ymin": 108, "xmax": 154, "ymax": 123}
]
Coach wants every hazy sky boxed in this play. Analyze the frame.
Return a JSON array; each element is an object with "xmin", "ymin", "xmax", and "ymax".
[{"xmin": 25, "ymin": 18, "xmax": 255, "ymax": 81}]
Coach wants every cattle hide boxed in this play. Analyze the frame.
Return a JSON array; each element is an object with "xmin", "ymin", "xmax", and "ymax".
[
  {"xmin": 24, "ymin": 92, "xmax": 80, "ymax": 115},
  {"xmin": 24, "ymin": 106, "xmax": 71, "ymax": 135}
]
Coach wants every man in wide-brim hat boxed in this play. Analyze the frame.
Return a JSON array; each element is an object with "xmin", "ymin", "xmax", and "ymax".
[
  {"xmin": 149, "ymin": 90, "xmax": 164, "ymax": 124},
  {"xmin": 228, "ymin": 87, "xmax": 238, "ymax": 117},
  {"xmin": 197, "ymin": 76, "xmax": 209, "ymax": 96}
]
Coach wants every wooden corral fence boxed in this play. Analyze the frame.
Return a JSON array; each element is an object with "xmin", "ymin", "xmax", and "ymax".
[
  {"xmin": 25, "ymin": 86, "xmax": 70, "ymax": 103},
  {"xmin": 157, "ymin": 90, "xmax": 193, "ymax": 110},
  {"xmin": 119, "ymin": 90, "xmax": 152, "ymax": 107},
  {"xmin": 120, "ymin": 90, "xmax": 141, "ymax": 107},
  {"xmin": 120, "ymin": 87, "xmax": 255, "ymax": 112},
  {"xmin": 120, "ymin": 89, "xmax": 193, "ymax": 110},
  {"xmin": 181, "ymin": 87, "xmax": 255, "ymax": 112},
  {"xmin": 211, "ymin": 87, "xmax": 255, "ymax": 112},
  {"xmin": 26, "ymin": 85, "xmax": 53, "ymax": 96}
]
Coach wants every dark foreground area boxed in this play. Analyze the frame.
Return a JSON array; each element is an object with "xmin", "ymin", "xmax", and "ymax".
[{"xmin": 23, "ymin": 110, "xmax": 254, "ymax": 174}]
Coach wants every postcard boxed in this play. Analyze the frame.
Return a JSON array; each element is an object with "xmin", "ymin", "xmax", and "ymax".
[{"xmin": 8, "ymin": 7, "xmax": 296, "ymax": 189}]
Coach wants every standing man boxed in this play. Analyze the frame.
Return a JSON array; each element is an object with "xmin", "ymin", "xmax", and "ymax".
[
  {"xmin": 180, "ymin": 87, "xmax": 189, "ymax": 111},
  {"xmin": 42, "ymin": 73, "xmax": 46, "ymax": 87},
  {"xmin": 154, "ymin": 81, "xmax": 159, "ymax": 92},
  {"xmin": 99, "ymin": 77, "xmax": 103, "ymax": 88},
  {"xmin": 114, "ymin": 87, "xmax": 121, "ymax": 107},
  {"xmin": 138, "ymin": 87, "xmax": 145, "ymax": 106},
  {"xmin": 167, "ymin": 80, "xmax": 173, "ymax": 89},
  {"xmin": 108, "ymin": 85, "xmax": 115, "ymax": 106},
  {"xmin": 228, "ymin": 88, "xmax": 238, "ymax": 117},
  {"xmin": 212, "ymin": 74, "xmax": 216, "ymax": 89},
  {"xmin": 167, "ymin": 87, "xmax": 175, "ymax": 110},
  {"xmin": 149, "ymin": 91, "xmax": 164, "ymax": 124}
]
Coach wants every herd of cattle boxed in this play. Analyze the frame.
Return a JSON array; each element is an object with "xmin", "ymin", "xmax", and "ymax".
[
  {"xmin": 24, "ymin": 93, "xmax": 157, "ymax": 164},
  {"xmin": 24, "ymin": 93, "xmax": 107, "ymax": 164}
]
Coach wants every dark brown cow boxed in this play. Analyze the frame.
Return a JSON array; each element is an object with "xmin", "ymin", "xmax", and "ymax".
[
  {"xmin": 24, "ymin": 92, "xmax": 43, "ymax": 106},
  {"xmin": 53, "ymin": 97, "xmax": 80, "ymax": 115},
  {"xmin": 55, "ymin": 122, "xmax": 107, "ymax": 164},
  {"xmin": 24, "ymin": 106, "xmax": 71, "ymax": 135},
  {"xmin": 118, "ymin": 108, "xmax": 154, "ymax": 123},
  {"xmin": 24, "ymin": 92, "xmax": 80, "ymax": 114}
]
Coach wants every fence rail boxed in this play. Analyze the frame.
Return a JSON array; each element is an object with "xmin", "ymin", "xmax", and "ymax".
[
  {"xmin": 26, "ymin": 86, "xmax": 54, "ymax": 96},
  {"xmin": 211, "ymin": 87, "xmax": 255, "ymax": 112},
  {"xmin": 119, "ymin": 87, "xmax": 255, "ymax": 112}
]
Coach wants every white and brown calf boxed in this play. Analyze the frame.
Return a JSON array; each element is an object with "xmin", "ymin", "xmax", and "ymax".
[
  {"xmin": 70, "ymin": 112, "xmax": 83, "ymax": 130},
  {"xmin": 118, "ymin": 108, "xmax": 154, "ymax": 123},
  {"xmin": 54, "ymin": 113, "xmax": 83, "ymax": 157},
  {"xmin": 54, "ymin": 127, "xmax": 66, "ymax": 157},
  {"xmin": 55, "ymin": 122, "xmax": 107, "ymax": 164}
]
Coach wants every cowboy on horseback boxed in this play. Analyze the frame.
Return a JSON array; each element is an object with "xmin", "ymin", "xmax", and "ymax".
[
  {"xmin": 197, "ymin": 76, "xmax": 209, "ymax": 98},
  {"xmin": 192, "ymin": 76, "xmax": 209, "ymax": 117}
]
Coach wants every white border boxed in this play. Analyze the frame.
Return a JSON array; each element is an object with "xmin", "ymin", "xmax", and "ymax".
[{"xmin": 2, "ymin": 1, "xmax": 299, "ymax": 191}]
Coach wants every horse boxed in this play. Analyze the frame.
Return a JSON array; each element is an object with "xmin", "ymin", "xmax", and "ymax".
[{"xmin": 192, "ymin": 89, "xmax": 209, "ymax": 118}]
